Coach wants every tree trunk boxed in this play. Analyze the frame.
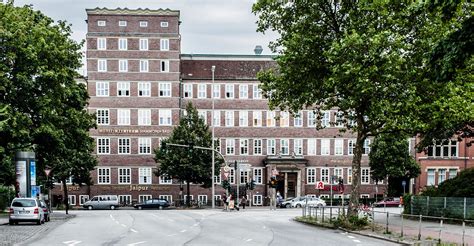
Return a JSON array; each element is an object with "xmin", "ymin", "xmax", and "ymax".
[
  {"xmin": 186, "ymin": 181, "xmax": 191, "ymax": 207},
  {"xmin": 61, "ymin": 179, "xmax": 69, "ymax": 215},
  {"xmin": 347, "ymin": 130, "xmax": 366, "ymax": 217}
]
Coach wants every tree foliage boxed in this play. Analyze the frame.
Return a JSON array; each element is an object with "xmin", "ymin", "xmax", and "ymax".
[
  {"xmin": 422, "ymin": 168, "xmax": 474, "ymax": 197},
  {"xmin": 252, "ymin": 1, "xmax": 470, "ymax": 216},
  {"xmin": 0, "ymin": 3, "xmax": 96, "ymax": 213},
  {"xmin": 154, "ymin": 103, "xmax": 223, "ymax": 207}
]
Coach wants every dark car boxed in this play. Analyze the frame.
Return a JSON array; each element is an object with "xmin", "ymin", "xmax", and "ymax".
[
  {"xmin": 39, "ymin": 200, "xmax": 50, "ymax": 222},
  {"xmin": 374, "ymin": 197, "xmax": 401, "ymax": 207},
  {"xmin": 134, "ymin": 199, "xmax": 170, "ymax": 210}
]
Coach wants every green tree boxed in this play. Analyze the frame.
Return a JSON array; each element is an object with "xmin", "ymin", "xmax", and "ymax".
[
  {"xmin": 252, "ymin": 1, "xmax": 469, "ymax": 216},
  {"xmin": 0, "ymin": 2, "xmax": 96, "ymax": 212},
  {"xmin": 422, "ymin": 168, "xmax": 474, "ymax": 197},
  {"xmin": 154, "ymin": 103, "xmax": 223, "ymax": 207},
  {"xmin": 369, "ymin": 134, "xmax": 420, "ymax": 196}
]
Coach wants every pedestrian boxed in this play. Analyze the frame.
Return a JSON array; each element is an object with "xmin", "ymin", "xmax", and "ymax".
[
  {"xmin": 227, "ymin": 194, "xmax": 233, "ymax": 211},
  {"xmin": 222, "ymin": 194, "xmax": 228, "ymax": 211},
  {"xmin": 240, "ymin": 196, "xmax": 247, "ymax": 209}
]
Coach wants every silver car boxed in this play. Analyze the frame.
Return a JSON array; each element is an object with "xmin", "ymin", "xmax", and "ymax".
[
  {"xmin": 83, "ymin": 195, "xmax": 119, "ymax": 210},
  {"xmin": 9, "ymin": 198, "xmax": 45, "ymax": 225}
]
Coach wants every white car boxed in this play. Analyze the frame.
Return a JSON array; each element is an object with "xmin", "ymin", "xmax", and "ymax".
[
  {"xmin": 9, "ymin": 198, "xmax": 45, "ymax": 225},
  {"xmin": 291, "ymin": 197, "xmax": 326, "ymax": 208}
]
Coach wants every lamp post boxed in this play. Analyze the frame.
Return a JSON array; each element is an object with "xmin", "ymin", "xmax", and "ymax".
[{"xmin": 211, "ymin": 65, "xmax": 216, "ymax": 209}]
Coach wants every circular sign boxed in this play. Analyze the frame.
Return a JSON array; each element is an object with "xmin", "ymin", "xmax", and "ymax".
[{"xmin": 223, "ymin": 165, "xmax": 230, "ymax": 173}]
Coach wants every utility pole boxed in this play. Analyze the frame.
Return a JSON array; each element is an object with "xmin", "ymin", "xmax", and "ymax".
[
  {"xmin": 235, "ymin": 160, "xmax": 239, "ymax": 208},
  {"xmin": 211, "ymin": 65, "xmax": 216, "ymax": 209}
]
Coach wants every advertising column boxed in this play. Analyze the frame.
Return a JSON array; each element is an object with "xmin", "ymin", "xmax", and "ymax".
[{"xmin": 15, "ymin": 152, "xmax": 36, "ymax": 198}]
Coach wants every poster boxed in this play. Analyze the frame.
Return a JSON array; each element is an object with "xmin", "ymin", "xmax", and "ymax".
[
  {"xmin": 16, "ymin": 160, "xmax": 27, "ymax": 197},
  {"xmin": 30, "ymin": 160, "xmax": 36, "ymax": 186}
]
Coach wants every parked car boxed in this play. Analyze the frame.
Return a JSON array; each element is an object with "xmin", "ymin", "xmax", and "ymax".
[
  {"xmin": 279, "ymin": 197, "xmax": 295, "ymax": 208},
  {"xmin": 9, "ymin": 198, "xmax": 45, "ymax": 225},
  {"xmin": 291, "ymin": 196, "xmax": 326, "ymax": 208},
  {"xmin": 134, "ymin": 199, "xmax": 170, "ymax": 210},
  {"xmin": 374, "ymin": 197, "xmax": 401, "ymax": 207},
  {"xmin": 83, "ymin": 195, "xmax": 120, "ymax": 210},
  {"xmin": 39, "ymin": 200, "xmax": 50, "ymax": 222}
]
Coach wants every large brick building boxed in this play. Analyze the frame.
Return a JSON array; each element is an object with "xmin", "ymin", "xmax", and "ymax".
[{"xmin": 54, "ymin": 7, "xmax": 391, "ymax": 207}]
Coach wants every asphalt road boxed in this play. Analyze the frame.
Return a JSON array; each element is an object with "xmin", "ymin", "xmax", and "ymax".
[{"xmin": 23, "ymin": 208, "xmax": 400, "ymax": 246}]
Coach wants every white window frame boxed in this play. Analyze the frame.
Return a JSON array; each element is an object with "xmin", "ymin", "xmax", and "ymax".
[
  {"xmin": 253, "ymin": 84, "xmax": 262, "ymax": 99},
  {"xmin": 253, "ymin": 168, "xmax": 263, "ymax": 184},
  {"xmin": 198, "ymin": 84, "xmax": 207, "ymax": 98},
  {"xmin": 119, "ymin": 20, "xmax": 127, "ymax": 27},
  {"xmin": 117, "ymin": 82, "xmax": 130, "ymax": 96},
  {"xmin": 198, "ymin": 110, "xmax": 207, "ymax": 124},
  {"xmin": 118, "ymin": 168, "xmax": 131, "ymax": 184},
  {"xmin": 159, "ymin": 176, "xmax": 172, "ymax": 184},
  {"xmin": 279, "ymin": 112, "xmax": 289, "ymax": 127},
  {"xmin": 139, "ymin": 21, "xmax": 148, "ymax": 27},
  {"xmin": 307, "ymin": 139, "xmax": 316, "ymax": 156},
  {"xmin": 321, "ymin": 168, "xmax": 329, "ymax": 184},
  {"xmin": 427, "ymin": 140, "xmax": 458, "ymax": 157},
  {"xmin": 138, "ymin": 138, "xmax": 152, "ymax": 154},
  {"xmin": 140, "ymin": 60, "xmax": 149, "ymax": 72},
  {"xmin": 240, "ymin": 139, "xmax": 249, "ymax": 155},
  {"xmin": 213, "ymin": 84, "xmax": 220, "ymax": 98},
  {"xmin": 97, "ymin": 59, "xmax": 107, "ymax": 72},
  {"xmin": 96, "ymin": 109, "xmax": 109, "ymax": 125},
  {"xmin": 160, "ymin": 21, "xmax": 169, "ymax": 27},
  {"xmin": 225, "ymin": 84, "xmax": 234, "ymax": 99},
  {"xmin": 138, "ymin": 109, "xmax": 151, "ymax": 126},
  {"xmin": 226, "ymin": 139, "xmax": 235, "ymax": 155},
  {"xmin": 294, "ymin": 112, "xmax": 303, "ymax": 127},
  {"xmin": 308, "ymin": 111, "xmax": 316, "ymax": 127},
  {"xmin": 294, "ymin": 139, "xmax": 303, "ymax": 155},
  {"xmin": 118, "ymin": 138, "xmax": 131, "ymax": 154},
  {"xmin": 118, "ymin": 38, "xmax": 127, "ymax": 50},
  {"xmin": 266, "ymin": 111, "xmax": 276, "ymax": 127},
  {"xmin": 139, "ymin": 38, "xmax": 149, "ymax": 51},
  {"xmin": 159, "ymin": 195, "xmax": 172, "ymax": 203},
  {"xmin": 97, "ymin": 138, "xmax": 110, "ymax": 154},
  {"xmin": 68, "ymin": 195, "xmax": 76, "ymax": 206},
  {"xmin": 159, "ymin": 109, "xmax": 172, "ymax": 126},
  {"xmin": 348, "ymin": 139, "xmax": 356, "ymax": 155},
  {"xmin": 198, "ymin": 195, "xmax": 208, "ymax": 205},
  {"xmin": 321, "ymin": 111, "xmax": 330, "ymax": 127},
  {"xmin": 160, "ymin": 38, "xmax": 169, "ymax": 51},
  {"xmin": 225, "ymin": 111, "xmax": 234, "ymax": 127},
  {"xmin": 96, "ymin": 82, "xmax": 109, "ymax": 96},
  {"xmin": 239, "ymin": 84, "xmax": 248, "ymax": 99},
  {"xmin": 139, "ymin": 195, "xmax": 152, "ymax": 203},
  {"xmin": 118, "ymin": 60, "xmax": 128, "ymax": 72},
  {"xmin": 184, "ymin": 84, "xmax": 193, "ymax": 98},
  {"xmin": 307, "ymin": 168, "xmax": 316, "ymax": 184},
  {"xmin": 119, "ymin": 195, "xmax": 132, "ymax": 206},
  {"xmin": 239, "ymin": 111, "xmax": 248, "ymax": 127},
  {"xmin": 97, "ymin": 38, "xmax": 106, "ymax": 50},
  {"xmin": 117, "ymin": 109, "xmax": 130, "ymax": 125},
  {"xmin": 280, "ymin": 139, "xmax": 289, "ymax": 155},
  {"xmin": 267, "ymin": 139, "xmax": 276, "ymax": 155},
  {"xmin": 320, "ymin": 139, "xmax": 330, "ymax": 155},
  {"xmin": 347, "ymin": 168, "xmax": 352, "ymax": 184},
  {"xmin": 213, "ymin": 110, "xmax": 220, "ymax": 127},
  {"xmin": 438, "ymin": 169, "xmax": 446, "ymax": 184},
  {"xmin": 334, "ymin": 168, "xmax": 343, "ymax": 184},
  {"xmin": 97, "ymin": 168, "xmax": 111, "ymax": 184},
  {"xmin": 361, "ymin": 168, "xmax": 370, "ymax": 184},
  {"xmin": 159, "ymin": 82, "xmax": 171, "ymax": 97},
  {"xmin": 335, "ymin": 139, "xmax": 344, "ymax": 155},
  {"xmin": 253, "ymin": 195, "xmax": 262, "ymax": 205},
  {"xmin": 97, "ymin": 20, "xmax": 106, "ymax": 26},
  {"xmin": 138, "ymin": 82, "xmax": 151, "ymax": 97},
  {"xmin": 427, "ymin": 169, "xmax": 435, "ymax": 186},
  {"xmin": 363, "ymin": 139, "xmax": 371, "ymax": 155},
  {"xmin": 160, "ymin": 60, "xmax": 169, "ymax": 72},
  {"xmin": 253, "ymin": 111, "xmax": 262, "ymax": 127},
  {"xmin": 79, "ymin": 195, "xmax": 89, "ymax": 205},
  {"xmin": 253, "ymin": 139, "xmax": 262, "ymax": 155}
]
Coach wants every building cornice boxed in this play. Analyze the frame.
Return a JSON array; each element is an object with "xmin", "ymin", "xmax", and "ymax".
[
  {"xmin": 86, "ymin": 7, "xmax": 180, "ymax": 16},
  {"xmin": 181, "ymin": 54, "xmax": 276, "ymax": 61}
]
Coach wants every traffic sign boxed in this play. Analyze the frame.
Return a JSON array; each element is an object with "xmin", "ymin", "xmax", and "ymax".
[
  {"xmin": 316, "ymin": 181, "xmax": 324, "ymax": 190},
  {"xmin": 223, "ymin": 172, "xmax": 229, "ymax": 179},
  {"xmin": 402, "ymin": 180, "xmax": 406, "ymax": 187}
]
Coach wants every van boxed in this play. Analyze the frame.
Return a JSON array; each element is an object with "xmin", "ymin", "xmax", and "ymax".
[{"xmin": 82, "ymin": 195, "xmax": 119, "ymax": 210}]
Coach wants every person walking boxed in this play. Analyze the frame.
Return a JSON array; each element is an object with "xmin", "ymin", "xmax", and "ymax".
[
  {"xmin": 241, "ymin": 196, "xmax": 247, "ymax": 209},
  {"xmin": 222, "ymin": 194, "xmax": 228, "ymax": 211}
]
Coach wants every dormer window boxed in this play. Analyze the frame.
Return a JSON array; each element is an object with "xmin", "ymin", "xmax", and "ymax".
[
  {"xmin": 119, "ymin": 20, "xmax": 127, "ymax": 27},
  {"xmin": 140, "ymin": 21, "xmax": 148, "ymax": 27},
  {"xmin": 160, "ymin": 21, "xmax": 169, "ymax": 27},
  {"xmin": 97, "ymin": 20, "xmax": 106, "ymax": 26}
]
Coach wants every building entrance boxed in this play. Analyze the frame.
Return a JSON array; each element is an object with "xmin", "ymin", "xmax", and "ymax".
[{"xmin": 276, "ymin": 172, "xmax": 297, "ymax": 199}]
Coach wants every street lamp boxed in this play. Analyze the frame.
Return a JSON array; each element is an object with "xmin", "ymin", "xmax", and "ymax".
[{"xmin": 211, "ymin": 65, "xmax": 216, "ymax": 209}]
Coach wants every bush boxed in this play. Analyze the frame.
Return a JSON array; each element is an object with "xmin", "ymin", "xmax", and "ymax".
[
  {"xmin": 0, "ymin": 186, "xmax": 15, "ymax": 211},
  {"xmin": 332, "ymin": 215, "xmax": 369, "ymax": 230}
]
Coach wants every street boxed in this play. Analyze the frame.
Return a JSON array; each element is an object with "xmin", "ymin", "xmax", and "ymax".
[{"xmin": 19, "ymin": 208, "xmax": 399, "ymax": 246}]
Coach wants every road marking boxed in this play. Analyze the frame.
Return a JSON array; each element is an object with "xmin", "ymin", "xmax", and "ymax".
[
  {"xmin": 193, "ymin": 223, "xmax": 199, "ymax": 226},
  {"xmin": 347, "ymin": 236, "xmax": 355, "ymax": 239},
  {"xmin": 121, "ymin": 224, "xmax": 127, "ymax": 227},
  {"xmin": 130, "ymin": 228, "xmax": 138, "ymax": 233},
  {"xmin": 115, "ymin": 221, "xmax": 120, "ymax": 225},
  {"xmin": 168, "ymin": 233, "xmax": 178, "ymax": 237},
  {"xmin": 63, "ymin": 240, "xmax": 81, "ymax": 246},
  {"xmin": 180, "ymin": 229, "xmax": 187, "ymax": 233},
  {"xmin": 246, "ymin": 239, "xmax": 253, "ymax": 242},
  {"xmin": 110, "ymin": 215, "xmax": 115, "ymax": 220},
  {"xmin": 353, "ymin": 240, "xmax": 361, "ymax": 243},
  {"xmin": 127, "ymin": 241, "xmax": 146, "ymax": 246}
]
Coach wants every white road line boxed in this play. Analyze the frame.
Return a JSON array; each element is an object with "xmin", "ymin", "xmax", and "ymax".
[
  {"xmin": 127, "ymin": 241, "xmax": 146, "ymax": 246},
  {"xmin": 115, "ymin": 221, "xmax": 120, "ymax": 225},
  {"xmin": 347, "ymin": 236, "xmax": 355, "ymax": 239},
  {"xmin": 63, "ymin": 240, "xmax": 81, "ymax": 246},
  {"xmin": 180, "ymin": 229, "xmax": 187, "ymax": 233},
  {"xmin": 353, "ymin": 240, "xmax": 361, "ymax": 243},
  {"xmin": 110, "ymin": 215, "xmax": 115, "ymax": 220},
  {"xmin": 168, "ymin": 234, "xmax": 178, "ymax": 237},
  {"xmin": 246, "ymin": 239, "xmax": 253, "ymax": 242},
  {"xmin": 121, "ymin": 224, "xmax": 127, "ymax": 227},
  {"xmin": 130, "ymin": 228, "xmax": 138, "ymax": 233}
]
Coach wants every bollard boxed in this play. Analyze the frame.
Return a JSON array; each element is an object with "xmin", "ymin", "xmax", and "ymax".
[
  {"xmin": 418, "ymin": 214, "xmax": 422, "ymax": 241},
  {"xmin": 462, "ymin": 221, "xmax": 465, "ymax": 246},
  {"xmin": 386, "ymin": 212, "xmax": 389, "ymax": 234},
  {"xmin": 438, "ymin": 219, "xmax": 443, "ymax": 244},
  {"xmin": 401, "ymin": 213, "xmax": 404, "ymax": 237}
]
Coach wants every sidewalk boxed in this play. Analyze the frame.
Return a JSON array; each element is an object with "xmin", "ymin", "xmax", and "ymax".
[{"xmin": 0, "ymin": 210, "xmax": 74, "ymax": 225}]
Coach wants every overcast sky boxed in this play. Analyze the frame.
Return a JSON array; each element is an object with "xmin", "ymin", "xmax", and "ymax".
[{"xmin": 14, "ymin": 0, "xmax": 278, "ymax": 56}]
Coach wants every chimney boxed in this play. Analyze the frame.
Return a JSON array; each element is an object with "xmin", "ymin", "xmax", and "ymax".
[{"xmin": 254, "ymin": 45, "xmax": 263, "ymax": 55}]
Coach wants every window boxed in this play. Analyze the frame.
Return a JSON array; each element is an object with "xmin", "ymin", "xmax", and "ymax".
[
  {"xmin": 118, "ymin": 168, "xmax": 131, "ymax": 184},
  {"xmin": 97, "ymin": 20, "xmax": 106, "ymax": 26},
  {"xmin": 213, "ymin": 84, "xmax": 220, "ymax": 98},
  {"xmin": 361, "ymin": 168, "xmax": 370, "ymax": 184},
  {"xmin": 96, "ymin": 109, "xmax": 109, "ymax": 125},
  {"xmin": 239, "ymin": 111, "xmax": 248, "ymax": 127},
  {"xmin": 140, "ymin": 60, "xmax": 149, "ymax": 72},
  {"xmin": 138, "ymin": 138, "xmax": 151, "ymax": 154},
  {"xmin": 253, "ymin": 168, "xmax": 263, "ymax": 184},
  {"xmin": 97, "ymin": 59, "xmax": 107, "ymax": 72},
  {"xmin": 139, "ymin": 195, "xmax": 152, "ymax": 203},
  {"xmin": 159, "ymin": 83, "xmax": 171, "ymax": 97},
  {"xmin": 117, "ymin": 82, "xmax": 130, "ymax": 96},
  {"xmin": 119, "ymin": 20, "xmax": 127, "ymax": 27},
  {"xmin": 139, "ymin": 39, "xmax": 148, "ymax": 51},
  {"xmin": 438, "ymin": 169, "xmax": 446, "ymax": 184},
  {"xmin": 118, "ymin": 138, "xmax": 131, "ymax": 154},
  {"xmin": 321, "ymin": 168, "xmax": 329, "ymax": 183},
  {"xmin": 254, "ymin": 139, "xmax": 262, "ymax": 155},
  {"xmin": 307, "ymin": 168, "xmax": 316, "ymax": 184},
  {"xmin": 253, "ymin": 111, "xmax": 262, "ymax": 127},
  {"xmin": 118, "ymin": 38, "xmax": 127, "ymax": 50},
  {"xmin": 266, "ymin": 111, "xmax": 276, "ymax": 127},
  {"xmin": 214, "ymin": 171, "xmax": 221, "ymax": 184},
  {"xmin": 79, "ymin": 195, "xmax": 89, "ymax": 205},
  {"xmin": 212, "ymin": 111, "xmax": 220, "ymax": 126},
  {"xmin": 160, "ymin": 60, "xmax": 169, "ymax": 72},
  {"xmin": 239, "ymin": 84, "xmax": 248, "ymax": 99},
  {"xmin": 335, "ymin": 112, "xmax": 344, "ymax": 127},
  {"xmin": 117, "ymin": 109, "xmax": 130, "ymax": 125},
  {"xmin": 138, "ymin": 109, "xmax": 151, "ymax": 125},
  {"xmin": 160, "ymin": 39, "xmax": 169, "ymax": 51},
  {"xmin": 448, "ymin": 169, "xmax": 458, "ymax": 179},
  {"xmin": 348, "ymin": 139, "xmax": 356, "ymax": 155},
  {"xmin": 198, "ymin": 110, "xmax": 207, "ymax": 124},
  {"xmin": 294, "ymin": 139, "xmax": 303, "ymax": 155},
  {"xmin": 335, "ymin": 139, "xmax": 344, "ymax": 155},
  {"xmin": 97, "ymin": 168, "xmax": 110, "ymax": 184},
  {"xmin": 347, "ymin": 168, "xmax": 352, "ymax": 184},
  {"xmin": 308, "ymin": 111, "xmax": 316, "ymax": 127},
  {"xmin": 96, "ymin": 82, "xmax": 109, "ymax": 96},
  {"xmin": 198, "ymin": 195, "xmax": 207, "ymax": 205},
  {"xmin": 240, "ymin": 139, "xmax": 249, "ymax": 155},
  {"xmin": 307, "ymin": 139, "xmax": 316, "ymax": 155},
  {"xmin": 363, "ymin": 139, "xmax": 371, "ymax": 155},
  {"xmin": 267, "ymin": 139, "xmax": 276, "ymax": 155},
  {"xmin": 225, "ymin": 111, "xmax": 234, "ymax": 127},
  {"xmin": 118, "ymin": 60, "xmax": 128, "ymax": 72},
  {"xmin": 97, "ymin": 38, "xmax": 106, "ymax": 50},
  {"xmin": 239, "ymin": 170, "xmax": 249, "ymax": 184},
  {"xmin": 68, "ymin": 195, "xmax": 76, "ymax": 206},
  {"xmin": 159, "ymin": 109, "xmax": 172, "ymax": 126},
  {"xmin": 253, "ymin": 84, "xmax": 262, "ymax": 99},
  {"xmin": 280, "ymin": 139, "xmax": 289, "ymax": 155},
  {"xmin": 159, "ymin": 176, "xmax": 172, "ymax": 184},
  {"xmin": 97, "ymin": 138, "xmax": 110, "ymax": 154},
  {"xmin": 427, "ymin": 140, "xmax": 458, "ymax": 157},
  {"xmin": 294, "ymin": 112, "xmax": 302, "ymax": 127},
  {"xmin": 160, "ymin": 21, "xmax": 168, "ymax": 27},
  {"xmin": 253, "ymin": 195, "xmax": 262, "ymax": 205},
  {"xmin": 321, "ymin": 111, "xmax": 330, "ymax": 127},
  {"xmin": 138, "ymin": 82, "xmax": 151, "ymax": 97},
  {"xmin": 159, "ymin": 195, "xmax": 172, "ymax": 203},
  {"xmin": 334, "ymin": 168, "xmax": 343, "ymax": 184},
  {"xmin": 228, "ymin": 169, "xmax": 235, "ymax": 184},
  {"xmin": 279, "ymin": 112, "xmax": 289, "ymax": 127},
  {"xmin": 139, "ymin": 21, "xmax": 148, "ymax": 27},
  {"xmin": 427, "ymin": 169, "xmax": 435, "ymax": 186},
  {"xmin": 183, "ymin": 84, "xmax": 193, "ymax": 98},
  {"xmin": 198, "ymin": 84, "xmax": 207, "ymax": 98},
  {"xmin": 119, "ymin": 195, "xmax": 132, "ymax": 206},
  {"xmin": 226, "ymin": 139, "xmax": 235, "ymax": 155},
  {"xmin": 320, "ymin": 139, "xmax": 330, "ymax": 155},
  {"xmin": 225, "ymin": 84, "xmax": 234, "ymax": 98}
]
